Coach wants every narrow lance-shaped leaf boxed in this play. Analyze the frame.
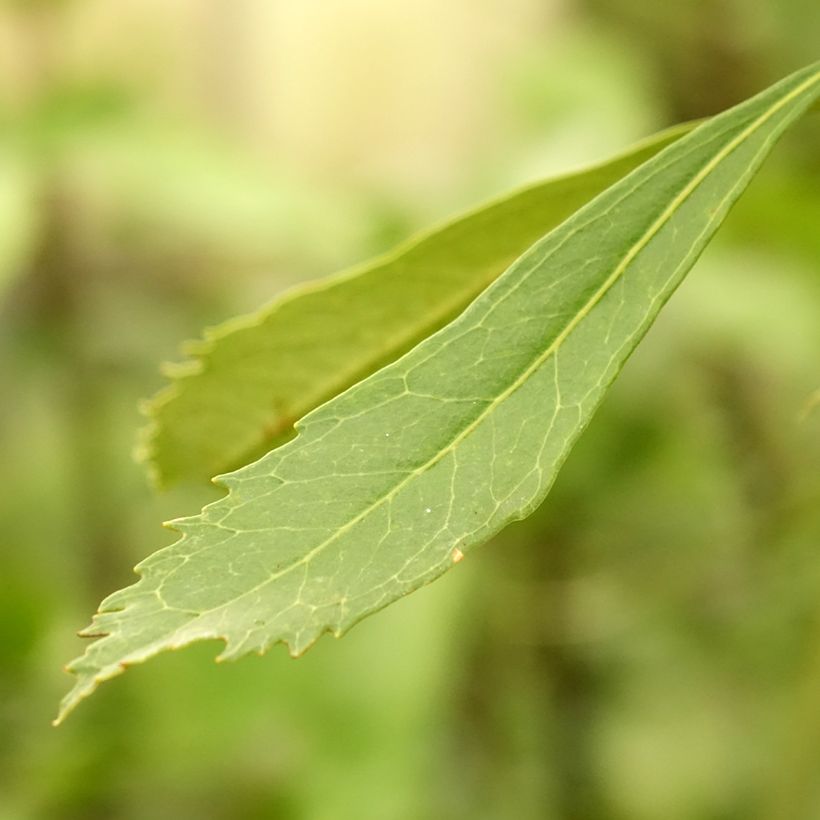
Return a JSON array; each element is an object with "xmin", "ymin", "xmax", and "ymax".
[
  {"xmin": 58, "ymin": 63, "xmax": 820, "ymax": 723},
  {"xmin": 139, "ymin": 124, "xmax": 694, "ymax": 486}
]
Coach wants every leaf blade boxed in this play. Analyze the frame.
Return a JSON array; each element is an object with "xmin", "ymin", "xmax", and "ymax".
[
  {"xmin": 59, "ymin": 63, "xmax": 820, "ymax": 723},
  {"xmin": 139, "ymin": 124, "xmax": 694, "ymax": 486}
]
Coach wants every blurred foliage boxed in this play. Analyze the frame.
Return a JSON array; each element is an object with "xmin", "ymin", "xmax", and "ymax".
[{"xmin": 0, "ymin": 1, "xmax": 818, "ymax": 819}]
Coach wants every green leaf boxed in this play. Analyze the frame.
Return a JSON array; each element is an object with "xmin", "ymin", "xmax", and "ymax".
[
  {"xmin": 139, "ymin": 124, "xmax": 694, "ymax": 487},
  {"xmin": 58, "ymin": 63, "xmax": 820, "ymax": 723}
]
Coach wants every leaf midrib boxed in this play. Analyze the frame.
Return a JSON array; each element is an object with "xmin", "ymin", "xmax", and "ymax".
[
  {"xmin": 159, "ymin": 70, "xmax": 818, "ymax": 632},
  {"xmin": 151, "ymin": 128, "xmax": 698, "ymax": 484},
  {"xmin": 253, "ymin": 262, "xmax": 506, "ymax": 452}
]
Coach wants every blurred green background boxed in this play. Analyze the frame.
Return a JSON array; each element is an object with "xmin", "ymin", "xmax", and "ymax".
[{"xmin": 1, "ymin": 2, "xmax": 819, "ymax": 818}]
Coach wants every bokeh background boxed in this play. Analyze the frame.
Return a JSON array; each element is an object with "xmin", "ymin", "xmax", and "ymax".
[{"xmin": 1, "ymin": 2, "xmax": 819, "ymax": 818}]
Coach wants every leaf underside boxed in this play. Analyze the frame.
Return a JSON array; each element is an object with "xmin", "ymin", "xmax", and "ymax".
[
  {"xmin": 58, "ymin": 63, "xmax": 820, "ymax": 724},
  {"xmin": 139, "ymin": 124, "xmax": 694, "ymax": 487}
]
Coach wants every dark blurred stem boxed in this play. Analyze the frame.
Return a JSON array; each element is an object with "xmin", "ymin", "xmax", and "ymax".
[
  {"xmin": 534, "ymin": 522, "xmax": 606, "ymax": 820},
  {"xmin": 450, "ymin": 517, "xmax": 607, "ymax": 820},
  {"xmin": 19, "ymin": 0, "xmax": 124, "ymax": 599},
  {"xmin": 22, "ymin": 6, "xmax": 135, "ymax": 817},
  {"xmin": 31, "ymin": 181, "xmax": 125, "ymax": 596}
]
